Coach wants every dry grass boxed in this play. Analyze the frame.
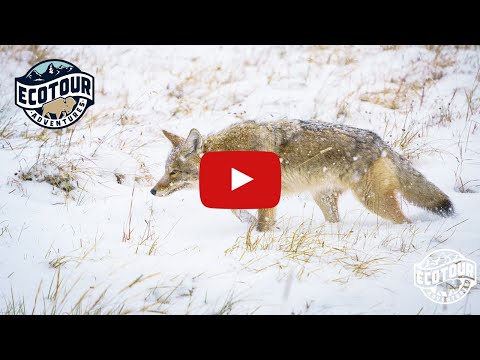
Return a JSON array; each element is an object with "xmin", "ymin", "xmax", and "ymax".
[
  {"xmin": 0, "ymin": 101, "xmax": 18, "ymax": 141},
  {"xmin": 27, "ymin": 45, "xmax": 52, "ymax": 65},
  {"xmin": 122, "ymin": 184, "xmax": 135, "ymax": 242},
  {"xmin": 360, "ymin": 46, "xmax": 460, "ymax": 113},
  {"xmin": 213, "ymin": 291, "xmax": 243, "ymax": 315},
  {"xmin": 18, "ymin": 161, "xmax": 76, "ymax": 195},
  {"xmin": 360, "ymin": 78, "xmax": 425, "ymax": 111},
  {"xmin": 1, "ymin": 266, "xmax": 242, "ymax": 314},
  {"xmin": 389, "ymin": 120, "xmax": 423, "ymax": 158},
  {"xmin": 135, "ymin": 205, "xmax": 160, "ymax": 255},
  {"xmin": 0, "ymin": 45, "xmax": 52, "ymax": 66},
  {"xmin": 166, "ymin": 63, "xmax": 248, "ymax": 118},
  {"xmin": 133, "ymin": 160, "xmax": 155, "ymax": 185},
  {"xmin": 3, "ymin": 236, "xmax": 196, "ymax": 315},
  {"xmin": 454, "ymin": 69, "xmax": 480, "ymax": 193},
  {"xmin": 1, "ymin": 269, "xmax": 177, "ymax": 315},
  {"xmin": 17, "ymin": 156, "xmax": 79, "ymax": 196},
  {"xmin": 425, "ymin": 45, "xmax": 457, "ymax": 69},
  {"xmin": 7, "ymin": 125, "xmax": 107, "ymax": 203},
  {"xmin": 224, "ymin": 215, "xmax": 415, "ymax": 281},
  {"xmin": 335, "ymin": 93, "xmax": 353, "ymax": 119},
  {"xmin": 0, "ymin": 220, "xmax": 10, "ymax": 239},
  {"xmin": 381, "ymin": 45, "xmax": 401, "ymax": 51},
  {"xmin": 381, "ymin": 114, "xmax": 440, "ymax": 159},
  {"xmin": 20, "ymin": 126, "xmax": 53, "ymax": 143},
  {"xmin": 430, "ymin": 90, "xmax": 458, "ymax": 127},
  {"xmin": 0, "ymin": 119, "xmax": 15, "ymax": 140}
]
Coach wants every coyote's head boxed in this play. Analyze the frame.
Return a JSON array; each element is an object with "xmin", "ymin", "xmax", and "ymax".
[{"xmin": 150, "ymin": 129, "xmax": 203, "ymax": 197}]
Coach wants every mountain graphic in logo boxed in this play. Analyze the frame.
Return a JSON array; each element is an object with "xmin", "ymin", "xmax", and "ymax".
[
  {"xmin": 25, "ymin": 63, "xmax": 75, "ymax": 83},
  {"xmin": 15, "ymin": 59, "xmax": 95, "ymax": 130}
]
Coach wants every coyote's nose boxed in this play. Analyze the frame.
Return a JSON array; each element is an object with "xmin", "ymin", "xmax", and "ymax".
[{"xmin": 150, "ymin": 188, "xmax": 156, "ymax": 196}]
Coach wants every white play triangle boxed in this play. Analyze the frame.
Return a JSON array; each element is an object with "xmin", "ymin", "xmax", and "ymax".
[{"xmin": 231, "ymin": 168, "xmax": 254, "ymax": 191}]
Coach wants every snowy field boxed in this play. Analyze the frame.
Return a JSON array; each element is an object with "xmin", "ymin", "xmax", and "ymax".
[{"xmin": 0, "ymin": 45, "xmax": 479, "ymax": 314}]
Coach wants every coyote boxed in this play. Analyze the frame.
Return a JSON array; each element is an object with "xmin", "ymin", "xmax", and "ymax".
[{"xmin": 151, "ymin": 120, "xmax": 454, "ymax": 231}]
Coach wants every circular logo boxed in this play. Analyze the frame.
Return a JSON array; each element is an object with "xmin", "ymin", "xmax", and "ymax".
[
  {"xmin": 414, "ymin": 249, "xmax": 477, "ymax": 304},
  {"xmin": 15, "ymin": 59, "xmax": 95, "ymax": 129}
]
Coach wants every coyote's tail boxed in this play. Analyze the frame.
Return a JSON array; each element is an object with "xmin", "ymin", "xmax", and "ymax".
[{"xmin": 391, "ymin": 152, "xmax": 454, "ymax": 217}]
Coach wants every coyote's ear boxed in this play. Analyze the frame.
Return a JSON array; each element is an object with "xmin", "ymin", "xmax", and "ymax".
[
  {"xmin": 162, "ymin": 130, "xmax": 184, "ymax": 147},
  {"xmin": 182, "ymin": 128, "xmax": 203, "ymax": 156}
]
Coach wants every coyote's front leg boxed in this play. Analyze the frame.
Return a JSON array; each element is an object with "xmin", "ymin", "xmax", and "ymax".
[
  {"xmin": 231, "ymin": 209, "xmax": 257, "ymax": 224},
  {"xmin": 256, "ymin": 208, "xmax": 276, "ymax": 232}
]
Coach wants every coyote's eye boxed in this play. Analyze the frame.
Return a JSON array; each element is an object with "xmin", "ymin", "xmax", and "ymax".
[{"xmin": 170, "ymin": 170, "xmax": 180, "ymax": 176}]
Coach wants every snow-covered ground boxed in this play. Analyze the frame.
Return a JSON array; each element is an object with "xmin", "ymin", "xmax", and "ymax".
[{"xmin": 0, "ymin": 45, "xmax": 479, "ymax": 314}]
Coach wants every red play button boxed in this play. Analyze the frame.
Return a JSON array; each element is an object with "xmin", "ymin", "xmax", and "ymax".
[{"xmin": 199, "ymin": 151, "xmax": 281, "ymax": 209}]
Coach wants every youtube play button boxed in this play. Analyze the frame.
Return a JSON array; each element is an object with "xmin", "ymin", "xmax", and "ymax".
[
  {"xmin": 199, "ymin": 151, "xmax": 281, "ymax": 209},
  {"xmin": 231, "ymin": 168, "xmax": 253, "ymax": 191}
]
